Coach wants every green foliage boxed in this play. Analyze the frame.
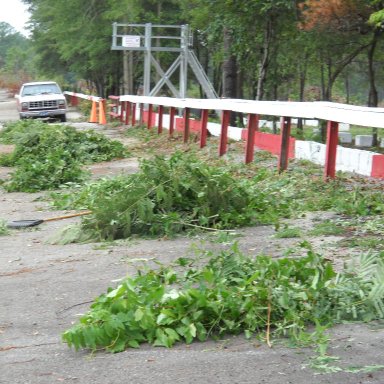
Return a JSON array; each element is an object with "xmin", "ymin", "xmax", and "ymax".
[
  {"xmin": 0, "ymin": 120, "xmax": 128, "ymax": 192},
  {"xmin": 51, "ymin": 151, "xmax": 287, "ymax": 241},
  {"xmin": 0, "ymin": 119, "xmax": 32, "ymax": 144},
  {"xmin": 309, "ymin": 350, "xmax": 384, "ymax": 374},
  {"xmin": 341, "ymin": 237, "xmax": 384, "ymax": 251},
  {"xmin": 359, "ymin": 216, "xmax": 384, "ymax": 235},
  {"xmin": 338, "ymin": 216, "xmax": 384, "ymax": 251},
  {"xmin": 274, "ymin": 225, "xmax": 301, "ymax": 238},
  {"xmin": 0, "ymin": 153, "xmax": 15, "ymax": 167},
  {"xmin": 62, "ymin": 244, "xmax": 384, "ymax": 353},
  {"xmin": 6, "ymin": 154, "xmax": 86, "ymax": 192},
  {"xmin": 308, "ymin": 220, "xmax": 345, "ymax": 237},
  {"xmin": 266, "ymin": 169, "xmax": 384, "ymax": 217},
  {"xmin": 27, "ymin": 0, "xmax": 184, "ymax": 94},
  {"xmin": 23, "ymin": 0, "xmax": 383, "ymax": 103},
  {"xmin": 0, "ymin": 219, "xmax": 10, "ymax": 236},
  {"xmin": 368, "ymin": 9, "xmax": 384, "ymax": 27},
  {"xmin": 49, "ymin": 153, "xmax": 384, "ymax": 242}
]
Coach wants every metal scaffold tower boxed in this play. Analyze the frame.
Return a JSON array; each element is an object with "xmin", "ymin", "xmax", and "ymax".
[{"xmin": 111, "ymin": 23, "xmax": 218, "ymax": 99}]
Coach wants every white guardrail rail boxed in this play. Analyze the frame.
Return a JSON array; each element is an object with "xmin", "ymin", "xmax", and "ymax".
[{"xmin": 118, "ymin": 96, "xmax": 384, "ymax": 129}]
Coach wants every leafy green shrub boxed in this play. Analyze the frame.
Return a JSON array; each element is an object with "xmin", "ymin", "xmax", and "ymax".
[
  {"xmin": 0, "ymin": 120, "xmax": 128, "ymax": 191},
  {"xmin": 62, "ymin": 245, "xmax": 384, "ymax": 353},
  {"xmin": 77, "ymin": 99, "xmax": 92, "ymax": 116},
  {"xmin": 54, "ymin": 152, "xmax": 287, "ymax": 240}
]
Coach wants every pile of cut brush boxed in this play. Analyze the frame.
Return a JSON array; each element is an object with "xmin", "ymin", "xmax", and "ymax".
[
  {"xmin": 49, "ymin": 151, "xmax": 291, "ymax": 241},
  {"xmin": 62, "ymin": 243, "xmax": 384, "ymax": 353},
  {"xmin": 48, "ymin": 148, "xmax": 384, "ymax": 242},
  {"xmin": 0, "ymin": 120, "xmax": 128, "ymax": 191}
]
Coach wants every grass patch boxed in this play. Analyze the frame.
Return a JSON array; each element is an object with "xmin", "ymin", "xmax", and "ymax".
[
  {"xmin": 339, "ymin": 236, "xmax": 384, "ymax": 251},
  {"xmin": 308, "ymin": 220, "xmax": 346, "ymax": 237},
  {"xmin": 274, "ymin": 225, "xmax": 302, "ymax": 238}
]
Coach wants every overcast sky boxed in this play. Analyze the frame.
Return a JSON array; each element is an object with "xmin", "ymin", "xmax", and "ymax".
[{"xmin": 0, "ymin": 0, "xmax": 31, "ymax": 36}]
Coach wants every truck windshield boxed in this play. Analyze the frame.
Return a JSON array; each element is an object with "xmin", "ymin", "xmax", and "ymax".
[{"xmin": 22, "ymin": 84, "xmax": 61, "ymax": 96}]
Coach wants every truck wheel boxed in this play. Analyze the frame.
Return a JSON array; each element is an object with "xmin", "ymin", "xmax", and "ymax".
[{"xmin": 60, "ymin": 115, "xmax": 67, "ymax": 122}]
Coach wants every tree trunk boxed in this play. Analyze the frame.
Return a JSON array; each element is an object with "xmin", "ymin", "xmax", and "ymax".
[
  {"xmin": 324, "ymin": 57, "xmax": 333, "ymax": 102},
  {"xmin": 256, "ymin": 17, "xmax": 273, "ymax": 101},
  {"xmin": 123, "ymin": 51, "xmax": 134, "ymax": 95},
  {"xmin": 223, "ymin": 26, "xmax": 238, "ymax": 126},
  {"xmin": 367, "ymin": 31, "xmax": 379, "ymax": 146},
  {"xmin": 122, "ymin": 23, "xmax": 134, "ymax": 95},
  {"xmin": 319, "ymin": 44, "xmax": 369, "ymax": 142},
  {"xmin": 236, "ymin": 69, "xmax": 244, "ymax": 127},
  {"xmin": 296, "ymin": 52, "xmax": 308, "ymax": 138},
  {"xmin": 344, "ymin": 71, "xmax": 350, "ymax": 104}
]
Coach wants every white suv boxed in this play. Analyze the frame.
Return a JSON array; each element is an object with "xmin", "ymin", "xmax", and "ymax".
[{"xmin": 16, "ymin": 81, "xmax": 67, "ymax": 122}]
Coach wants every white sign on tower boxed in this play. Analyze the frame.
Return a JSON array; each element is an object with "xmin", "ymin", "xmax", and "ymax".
[{"xmin": 122, "ymin": 35, "xmax": 141, "ymax": 48}]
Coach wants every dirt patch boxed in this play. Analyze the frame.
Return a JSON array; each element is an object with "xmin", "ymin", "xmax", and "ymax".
[
  {"xmin": 0, "ymin": 144, "xmax": 15, "ymax": 154},
  {"xmin": 0, "ymin": 267, "xmax": 43, "ymax": 277},
  {"xmin": 85, "ymin": 157, "xmax": 140, "ymax": 179}
]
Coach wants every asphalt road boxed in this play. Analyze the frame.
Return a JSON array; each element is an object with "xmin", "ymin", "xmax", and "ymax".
[{"xmin": 0, "ymin": 89, "xmax": 19, "ymax": 122}]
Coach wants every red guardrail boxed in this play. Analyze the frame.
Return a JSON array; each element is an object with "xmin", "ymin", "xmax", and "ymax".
[{"xmin": 98, "ymin": 94, "xmax": 384, "ymax": 180}]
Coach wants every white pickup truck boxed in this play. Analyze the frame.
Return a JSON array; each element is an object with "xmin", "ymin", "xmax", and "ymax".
[{"xmin": 15, "ymin": 81, "xmax": 67, "ymax": 122}]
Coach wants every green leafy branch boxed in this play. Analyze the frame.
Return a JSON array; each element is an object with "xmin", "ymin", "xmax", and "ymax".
[{"xmin": 62, "ymin": 244, "xmax": 384, "ymax": 353}]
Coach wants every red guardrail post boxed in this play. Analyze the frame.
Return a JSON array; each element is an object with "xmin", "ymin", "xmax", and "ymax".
[
  {"xmin": 200, "ymin": 109, "xmax": 209, "ymax": 148},
  {"xmin": 219, "ymin": 110, "xmax": 230, "ymax": 156},
  {"xmin": 125, "ymin": 101, "xmax": 131, "ymax": 125},
  {"xmin": 120, "ymin": 100, "xmax": 125, "ymax": 123},
  {"xmin": 278, "ymin": 116, "xmax": 292, "ymax": 172},
  {"xmin": 245, "ymin": 113, "xmax": 259, "ymax": 164},
  {"xmin": 169, "ymin": 107, "xmax": 176, "ymax": 136},
  {"xmin": 158, "ymin": 105, "xmax": 164, "ymax": 134},
  {"xmin": 132, "ymin": 103, "xmax": 137, "ymax": 126},
  {"xmin": 324, "ymin": 120, "xmax": 339, "ymax": 180},
  {"xmin": 71, "ymin": 94, "xmax": 78, "ymax": 106},
  {"xmin": 183, "ymin": 107, "xmax": 190, "ymax": 142},
  {"xmin": 147, "ymin": 104, "xmax": 153, "ymax": 129},
  {"xmin": 140, "ymin": 103, "xmax": 145, "ymax": 125}
]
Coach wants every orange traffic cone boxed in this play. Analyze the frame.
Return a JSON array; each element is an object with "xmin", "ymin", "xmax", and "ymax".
[
  {"xmin": 98, "ymin": 100, "xmax": 107, "ymax": 124},
  {"xmin": 89, "ymin": 100, "xmax": 98, "ymax": 123}
]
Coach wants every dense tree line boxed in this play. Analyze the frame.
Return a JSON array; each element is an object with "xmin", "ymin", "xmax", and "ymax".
[
  {"xmin": 0, "ymin": 22, "xmax": 33, "ymax": 91},
  {"xmin": 1, "ymin": 1, "xmax": 384, "ymax": 110}
]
